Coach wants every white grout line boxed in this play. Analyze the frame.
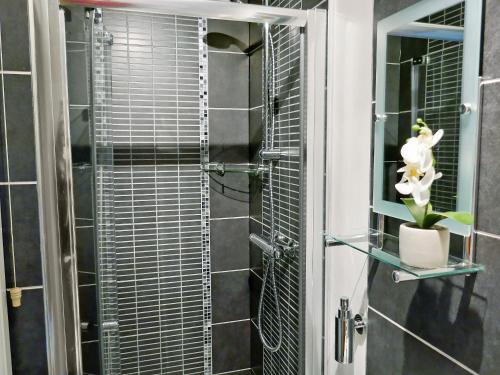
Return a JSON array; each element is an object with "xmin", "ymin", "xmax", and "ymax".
[
  {"xmin": 313, "ymin": 0, "xmax": 327, "ymax": 8},
  {"xmin": 209, "ymin": 107, "xmax": 249, "ymax": 111},
  {"xmin": 368, "ymin": 306, "xmax": 480, "ymax": 375},
  {"xmin": 249, "ymin": 268, "xmax": 262, "ymax": 281},
  {"xmin": 249, "ymin": 216, "xmax": 263, "ymax": 226},
  {"xmin": 214, "ymin": 368, "xmax": 252, "ymax": 375},
  {"xmin": 81, "ymin": 340, "xmax": 99, "ymax": 344},
  {"xmin": 475, "ymin": 230, "xmax": 500, "ymax": 241},
  {"xmin": 0, "ymin": 71, "xmax": 31, "ymax": 75},
  {"xmin": 208, "ymin": 49, "xmax": 246, "ymax": 56},
  {"xmin": 211, "ymin": 268, "xmax": 249, "ymax": 274},
  {"xmin": 212, "ymin": 318, "xmax": 250, "ymax": 326},
  {"xmin": 210, "ymin": 216, "xmax": 249, "ymax": 221},
  {"xmin": 0, "ymin": 181, "xmax": 37, "ymax": 186},
  {"xmin": 7, "ymin": 285, "xmax": 43, "ymax": 291},
  {"xmin": 481, "ymin": 77, "xmax": 500, "ymax": 86}
]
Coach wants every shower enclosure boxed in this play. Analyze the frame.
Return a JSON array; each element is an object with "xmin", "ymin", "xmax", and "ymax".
[{"xmin": 32, "ymin": 0, "xmax": 326, "ymax": 374}]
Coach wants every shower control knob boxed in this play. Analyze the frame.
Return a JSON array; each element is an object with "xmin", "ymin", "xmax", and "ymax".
[{"xmin": 459, "ymin": 103, "xmax": 472, "ymax": 115}]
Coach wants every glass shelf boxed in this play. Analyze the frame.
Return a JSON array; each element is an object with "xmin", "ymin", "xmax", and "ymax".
[{"xmin": 325, "ymin": 230, "xmax": 484, "ymax": 280}]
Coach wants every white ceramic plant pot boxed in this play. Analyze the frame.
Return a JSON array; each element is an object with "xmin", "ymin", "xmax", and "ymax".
[{"xmin": 399, "ymin": 223, "xmax": 450, "ymax": 269}]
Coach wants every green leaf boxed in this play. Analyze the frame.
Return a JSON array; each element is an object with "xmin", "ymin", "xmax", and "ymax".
[
  {"xmin": 422, "ymin": 213, "xmax": 447, "ymax": 228},
  {"xmin": 421, "ymin": 211, "xmax": 474, "ymax": 229},
  {"xmin": 401, "ymin": 198, "xmax": 427, "ymax": 228},
  {"xmin": 440, "ymin": 211, "xmax": 474, "ymax": 225}
]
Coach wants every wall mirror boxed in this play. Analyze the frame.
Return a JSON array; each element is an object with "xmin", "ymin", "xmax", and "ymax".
[{"xmin": 373, "ymin": 0, "xmax": 483, "ymax": 236}]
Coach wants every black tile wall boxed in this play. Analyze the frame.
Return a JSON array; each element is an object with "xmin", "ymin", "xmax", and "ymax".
[
  {"xmin": 0, "ymin": 0, "xmax": 31, "ymax": 71},
  {"xmin": 7, "ymin": 289, "xmax": 48, "ymax": 375},
  {"xmin": 211, "ymin": 217, "xmax": 250, "ymax": 272},
  {"xmin": 212, "ymin": 320, "xmax": 252, "ymax": 373},
  {"xmin": 2, "ymin": 75, "xmax": 37, "ymax": 182},
  {"xmin": 208, "ymin": 18, "xmax": 253, "ymax": 374},
  {"xmin": 368, "ymin": 1, "xmax": 500, "ymax": 374},
  {"xmin": 477, "ymin": 83, "xmax": 500, "ymax": 236},
  {"xmin": 367, "ymin": 310, "xmax": 471, "ymax": 375},
  {"xmin": 208, "ymin": 52, "xmax": 249, "ymax": 109},
  {"xmin": 209, "ymin": 109, "xmax": 249, "ymax": 163},
  {"xmin": 0, "ymin": 1, "xmax": 48, "ymax": 374},
  {"xmin": 212, "ymin": 270, "xmax": 251, "ymax": 323}
]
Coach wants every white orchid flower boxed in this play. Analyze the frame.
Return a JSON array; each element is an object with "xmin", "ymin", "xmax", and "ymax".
[
  {"xmin": 396, "ymin": 166, "xmax": 442, "ymax": 206},
  {"xmin": 395, "ymin": 124, "xmax": 444, "ymax": 207},
  {"xmin": 418, "ymin": 127, "xmax": 444, "ymax": 148}
]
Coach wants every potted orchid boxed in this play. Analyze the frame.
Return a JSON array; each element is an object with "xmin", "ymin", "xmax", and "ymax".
[{"xmin": 395, "ymin": 119, "xmax": 473, "ymax": 269}]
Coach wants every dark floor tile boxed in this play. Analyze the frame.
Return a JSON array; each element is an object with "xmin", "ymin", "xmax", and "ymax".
[
  {"xmin": 367, "ymin": 310, "xmax": 471, "ymax": 375},
  {"xmin": 208, "ymin": 53, "xmax": 249, "ymax": 109},
  {"xmin": 212, "ymin": 320, "xmax": 251, "ymax": 373},
  {"xmin": 0, "ymin": 0, "xmax": 31, "ymax": 71},
  {"xmin": 10, "ymin": 185, "xmax": 42, "ymax": 287},
  {"xmin": 210, "ymin": 173, "xmax": 249, "ymax": 218},
  {"xmin": 3, "ymin": 75, "xmax": 37, "ymax": 182},
  {"xmin": 8, "ymin": 289, "xmax": 48, "ymax": 375},
  {"xmin": 477, "ymin": 82, "xmax": 500, "ymax": 236},
  {"xmin": 207, "ymin": 20, "xmax": 249, "ymax": 53},
  {"xmin": 212, "ymin": 270, "xmax": 250, "ymax": 323},
  {"xmin": 209, "ymin": 109, "xmax": 249, "ymax": 163},
  {"xmin": 211, "ymin": 218, "xmax": 249, "ymax": 272}
]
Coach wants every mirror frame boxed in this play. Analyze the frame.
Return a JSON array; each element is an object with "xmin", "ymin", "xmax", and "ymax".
[{"xmin": 373, "ymin": 0, "xmax": 483, "ymax": 236}]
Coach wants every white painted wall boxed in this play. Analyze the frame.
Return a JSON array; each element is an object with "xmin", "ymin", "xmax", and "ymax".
[{"xmin": 324, "ymin": 0, "xmax": 374, "ymax": 374}]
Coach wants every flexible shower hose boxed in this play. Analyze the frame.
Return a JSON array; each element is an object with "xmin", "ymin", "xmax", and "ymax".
[{"xmin": 257, "ymin": 26, "xmax": 284, "ymax": 353}]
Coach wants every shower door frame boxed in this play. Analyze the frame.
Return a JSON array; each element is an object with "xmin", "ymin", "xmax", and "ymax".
[{"xmin": 30, "ymin": 1, "xmax": 327, "ymax": 374}]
